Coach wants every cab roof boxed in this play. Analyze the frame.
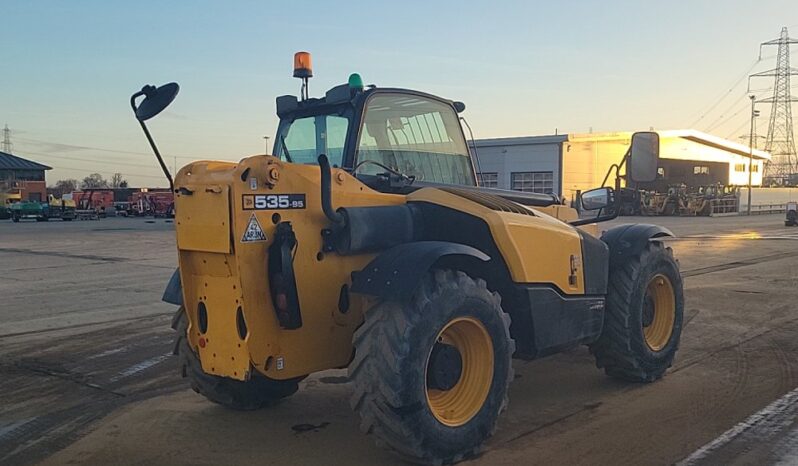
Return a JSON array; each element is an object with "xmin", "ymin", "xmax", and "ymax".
[{"xmin": 276, "ymin": 84, "xmax": 460, "ymax": 119}]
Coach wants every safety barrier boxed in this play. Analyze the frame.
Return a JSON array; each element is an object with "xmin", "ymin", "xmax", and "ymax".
[
  {"xmin": 743, "ymin": 203, "xmax": 787, "ymax": 215},
  {"xmin": 709, "ymin": 198, "xmax": 739, "ymax": 217}
]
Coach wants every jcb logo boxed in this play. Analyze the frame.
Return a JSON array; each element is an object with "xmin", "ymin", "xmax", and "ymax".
[{"xmin": 242, "ymin": 194, "xmax": 306, "ymax": 210}]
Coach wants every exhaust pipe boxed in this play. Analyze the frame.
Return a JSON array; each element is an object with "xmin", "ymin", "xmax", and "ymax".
[{"xmin": 318, "ymin": 154, "xmax": 344, "ymax": 226}]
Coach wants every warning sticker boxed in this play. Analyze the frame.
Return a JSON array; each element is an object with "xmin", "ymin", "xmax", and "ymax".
[{"xmin": 241, "ymin": 214, "xmax": 267, "ymax": 243}]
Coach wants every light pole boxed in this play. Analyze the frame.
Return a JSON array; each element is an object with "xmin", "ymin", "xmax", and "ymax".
[
  {"xmin": 263, "ymin": 136, "xmax": 271, "ymax": 154},
  {"xmin": 747, "ymin": 95, "xmax": 760, "ymax": 216}
]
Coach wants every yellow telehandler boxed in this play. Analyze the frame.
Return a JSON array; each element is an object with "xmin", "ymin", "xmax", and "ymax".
[{"xmin": 131, "ymin": 52, "xmax": 683, "ymax": 465}]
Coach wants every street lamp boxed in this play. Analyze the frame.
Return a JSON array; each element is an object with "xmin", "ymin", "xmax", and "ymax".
[
  {"xmin": 263, "ymin": 135, "xmax": 271, "ymax": 154},
  {"xmin": 747, "ymin": 95, "xmax": 760, "ymax": 216}
]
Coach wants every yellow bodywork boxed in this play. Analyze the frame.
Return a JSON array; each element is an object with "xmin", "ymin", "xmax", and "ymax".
[
  {"xmin": 1, "ymin": 192, "xmax": 22, "ymax": 205},
  {"xmin": 174, "ymin": 155, "xmax": 592, "ymax": 381},
  {"xmin": 48, "ymin": 195, "xmax": 76, "ymax": 208}
]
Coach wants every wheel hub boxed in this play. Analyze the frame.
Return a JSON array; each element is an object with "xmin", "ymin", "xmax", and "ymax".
[
  {"xmin": 425, "ymin": 316, "xmax": 494, "ymax": 427},
  {"xmin": 642, "ymin": 274, "xmax": 676, "ymax": 351},
  {"xmin": 426, "ymin": 342, "xmax": 463, "ymax": 391}
]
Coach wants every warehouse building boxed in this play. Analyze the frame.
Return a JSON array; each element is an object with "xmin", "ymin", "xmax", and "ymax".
[
  {"xmin": 472, "ymin": 130, "xmax": 771, "ymax": 204},
  {"xmin": 0, "ymin": 151, "xmax": 51, "ymax": 202}
]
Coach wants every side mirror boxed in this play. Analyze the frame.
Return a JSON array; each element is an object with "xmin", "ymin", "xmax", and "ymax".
[
  {"xmin": 581, "ymin": 187, "xmax": 614, "ymax": 211},
  {"xmin": 628, "ymin": 131, "xmax": 659, "ymax": 183},
  {"xmin": 132, "ymin": 83, "xmax": 180, "ymax": 121}
]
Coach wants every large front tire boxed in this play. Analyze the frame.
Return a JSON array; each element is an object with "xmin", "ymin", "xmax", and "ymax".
[
  {"xmin": 590, "ymin": 242, "xmax": 684, "ymax": 382},
  {"xmin": 171, "ymin": 307, "xmax": 300, "ymax": 410},
  {"xmin": 349, "ymin": 270, "xmax": 514, "ymax": 465}
]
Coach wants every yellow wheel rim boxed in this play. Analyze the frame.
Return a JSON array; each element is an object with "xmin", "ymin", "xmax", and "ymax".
[
  {"xmin": 425, "ymin": 317, "xmax": 494, "ymax": 427},
  {"xmin": 642, "ymin": 274, "xmax": 676, "ymax": 351}
]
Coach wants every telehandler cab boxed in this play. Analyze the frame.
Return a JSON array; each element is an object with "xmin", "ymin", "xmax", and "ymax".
[{"xmin": 131, "ymin": 52, "xmax": 684, "ymax": 465}]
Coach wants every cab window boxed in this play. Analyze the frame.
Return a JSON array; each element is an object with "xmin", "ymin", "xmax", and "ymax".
[
  {"xmin": 276, "ymin": 115, "xmax": 349, "ymax": 166},
  {"xmin": 356, "ymin": 94, "xmax": 474, "ymax": 185}
]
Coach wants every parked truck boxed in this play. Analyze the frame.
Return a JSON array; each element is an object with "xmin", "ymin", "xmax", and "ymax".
[
  {"xmin": 10, "ymin": 197, "xmax": 76, "ymax": 222},
  {"xmin": 0, "ymin": 192, "xmax": 22, "ymax": 219}
]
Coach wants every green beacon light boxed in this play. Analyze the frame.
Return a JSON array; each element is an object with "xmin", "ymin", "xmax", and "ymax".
[{"xmin": 348, "ymin": 73, "xmax": 364, "ymax": 90}]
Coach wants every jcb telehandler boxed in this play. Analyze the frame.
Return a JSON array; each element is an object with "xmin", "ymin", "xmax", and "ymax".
[{"xmin": 131, "ymin": 52, "xmax": 684, "ymax": 465}]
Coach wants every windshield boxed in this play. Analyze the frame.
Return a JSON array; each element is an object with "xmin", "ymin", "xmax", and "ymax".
[
  {"xmin": 356, "ymin": 94, "xmax": 474, "ymax": 185},
  {"xmin": 275, "ymin": 114, "xmax": 349, "ymax": 167}
]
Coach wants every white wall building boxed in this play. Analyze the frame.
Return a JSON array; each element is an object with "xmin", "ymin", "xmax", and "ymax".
[{"xmin": 472, "ymin": 130, "xmax": 771, "ymax": 204}]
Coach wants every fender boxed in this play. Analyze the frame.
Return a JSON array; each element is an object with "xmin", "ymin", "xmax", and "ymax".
[
  {"xmin": 350, "ymin": 241, "xmax": 490, "ymax": 302},
  {"xmin": 162, "ymin": 268, "xmax": 183, "ymax": 305},
  {"xmin": 601, "ymin": 223, "xmax": 674, "ymax": 267}
]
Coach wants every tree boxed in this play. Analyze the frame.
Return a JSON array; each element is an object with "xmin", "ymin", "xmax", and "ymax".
[
  {"xmin": 49, "ymin": 179, "xmax": 78, "ymax": 197},
  {"xmin": 81, "ymin": 173, "xmax": 108, "ymax": 189},
  {"xmin": 110, "ymin": 172, "xmax": 128, "ymax": 188}
]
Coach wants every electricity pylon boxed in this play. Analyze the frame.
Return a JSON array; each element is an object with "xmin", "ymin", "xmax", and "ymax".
[{"xmin": 749, "ymin": 27, "xmax": 798, "ymax": 182}]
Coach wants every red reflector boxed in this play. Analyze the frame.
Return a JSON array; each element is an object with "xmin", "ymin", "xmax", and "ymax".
[{"xmin": 198, "ymin": 337, "xmax": 206, "ymax": 348}]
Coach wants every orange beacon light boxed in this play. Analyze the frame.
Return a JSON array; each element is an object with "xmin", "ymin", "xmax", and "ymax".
[{"xmin": 293, "ymin": 52, "xmax": 313, "ymax": 78}]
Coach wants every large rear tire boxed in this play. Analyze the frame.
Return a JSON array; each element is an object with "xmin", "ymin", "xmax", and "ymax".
[
  {"xmin": 171, "ymin": 307, "xmax": 300, "ymax": 410},
  {"xmin": 590, "ymin": 242, "xmax": 684, "ymax": 382},
  {"xmin": 349, "ymin": 270, "xmax": 514, "ymax": 465}
]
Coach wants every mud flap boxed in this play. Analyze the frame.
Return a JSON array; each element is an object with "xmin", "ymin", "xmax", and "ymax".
[{"xmin": 162, "ymin": 268, "xmax": 183, "ymax": 306}]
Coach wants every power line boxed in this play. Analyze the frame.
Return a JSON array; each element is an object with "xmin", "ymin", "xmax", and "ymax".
[
  {"xmin": 14, "ymin": 136, "xmax": 204, "ymax": 160},
  {"xmin": 28, "ymin": 151, "xmax": 178, "ymax": 182},
  {"xmin": 688, "ymin": 58, "xmax": 761, "ymax": 128},
  {"xmin": 725, "ymin": 119, "xmax": 752, "ymax": 140},
  {"xmin": 703, "ymin": 93, "xmax": 751, "ymax": 132},
  {"xmin": 22, "ymin": 150, "xmax": 164, "ymax": 169},
  {"xmin": 45, "ymin": 164, "xmax": 168, "ymax": 180}
]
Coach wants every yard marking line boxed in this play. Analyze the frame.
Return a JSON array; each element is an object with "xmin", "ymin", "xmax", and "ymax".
[
  {"xmin": 681, "ymin": 250, "xmax": 798, "ymax": 277},
  {"xmin": 108, "ymin": 353, "xmax": 171, "ymax": 383},
  {"xmin": 86, "ymin": 346, "xmax": 130, "ymax": 360},
  {"xmin": 678, "ymin": 386, "xmax": 798, "ymax": 465}
]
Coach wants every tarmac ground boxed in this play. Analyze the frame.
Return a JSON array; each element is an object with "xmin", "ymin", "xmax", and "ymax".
[{"xmin": 1, "ymin": 214, "xmax": 797, "ymax": 466}]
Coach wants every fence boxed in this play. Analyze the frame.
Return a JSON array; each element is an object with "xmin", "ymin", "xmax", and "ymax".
[
  {"xmin": 745, "ymin": 203, "xmax": 787, "ymax": 215},
  {"xmin": 709, "ymin": 198, "xmax": 739, "ymax": 216}
]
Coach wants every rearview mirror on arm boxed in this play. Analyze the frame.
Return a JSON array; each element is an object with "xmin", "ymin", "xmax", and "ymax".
[
  {"xmin": 581, "ymin": 187, "xmax": 613, "ymax": 211},
  {"xmin": 628, "ymin": 132, "xmax": 659, "ymax": 183},
  {"xmin": 570, "ymin": 187, "xmax": 617, "ymax": 226}
]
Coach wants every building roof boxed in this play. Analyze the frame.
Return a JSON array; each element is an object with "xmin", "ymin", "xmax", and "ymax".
[
  {"xmin": 0, "ymin": 151, "xmax": 52, "ymax": 171},
  {"xmin": 471, "ymin": 134, "xmax": 568, "ymax": 148},
  {"xmin": 659, "ymin": 129, "xmax": 771, "ymax": 161},
  {"xmin": 568, "ymin": 129, "xmax": 772, "ymax": 161},
  {"xmin": 472, "ymin": 130, "xmax": 771, "ymax": 161}
]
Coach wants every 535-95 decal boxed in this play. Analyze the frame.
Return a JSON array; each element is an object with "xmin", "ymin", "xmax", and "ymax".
[{"xmin": 242, "ymin": 194, "xmax": 306, "ymax": 210}]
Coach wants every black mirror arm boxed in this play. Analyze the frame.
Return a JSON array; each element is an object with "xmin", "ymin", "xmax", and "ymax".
[{"xmin": 131, "ymin": 91, "xmax": 174, "ymax": 192}]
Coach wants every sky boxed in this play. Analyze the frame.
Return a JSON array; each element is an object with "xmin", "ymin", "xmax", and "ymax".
[{"xmin": 2, "ymin": 0, "xmax": 798, "ymax": 187}]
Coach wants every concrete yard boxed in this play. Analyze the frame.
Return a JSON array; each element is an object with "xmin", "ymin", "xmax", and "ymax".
[{"xmin": 2, "ymin": 214, "xmax": 798, "ymax": 465}]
